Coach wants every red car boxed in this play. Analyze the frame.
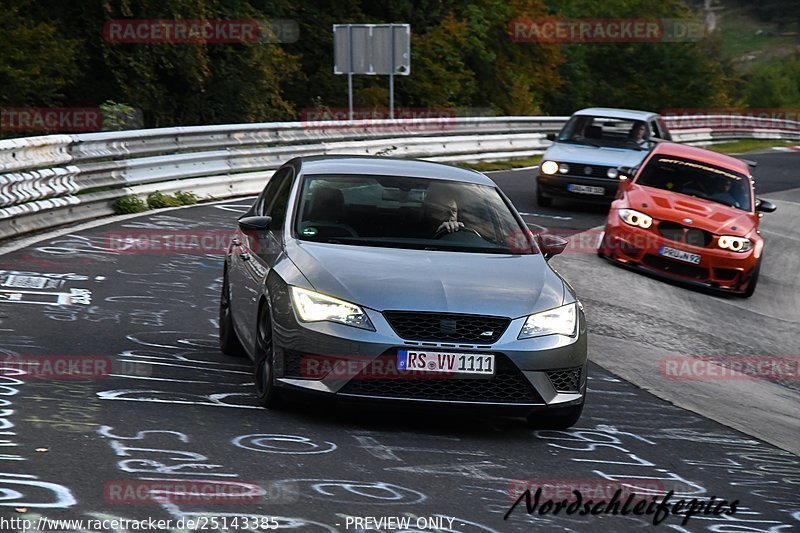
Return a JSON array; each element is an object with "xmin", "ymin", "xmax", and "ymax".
[{"xmin": 598, "ymin": 142, "xmax": 777, "ymax": 297}]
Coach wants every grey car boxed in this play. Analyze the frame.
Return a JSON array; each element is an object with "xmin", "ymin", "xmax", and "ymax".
[
  {"xmin": 537, "ymin": 108, "xmax": 672, "ymax": 206},
  {"xmin": 220, "ymin": 156, "xmax": 588, "ymax": 427}
]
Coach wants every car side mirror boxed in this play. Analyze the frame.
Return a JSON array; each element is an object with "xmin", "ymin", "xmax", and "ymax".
[
  {"xmin": 238, "ymin": 216, "xmax": 272, "ymax": 231},
  {"xmin": 546, "ymin": 133, "xmax": 556, "ymax": 141},
  {"xmin": 537, "ymin": 233, "xmax": 569, "ymax": 260},
  {"xmin": 755, "ymin": 199, "xmax": 776, "ymax": 213}
]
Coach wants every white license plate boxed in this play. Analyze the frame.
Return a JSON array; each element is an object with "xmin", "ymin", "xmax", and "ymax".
[
  {"xmin": 568, "ymin": 184, "xmax": 605, "ymax": 195},
  {"xmin": 397, "ymin": 350, "xmax": 495, "ymax": 376},
  {"xmin": 659, "ymin": 246, "xmax": 701, "ymax": 264}
]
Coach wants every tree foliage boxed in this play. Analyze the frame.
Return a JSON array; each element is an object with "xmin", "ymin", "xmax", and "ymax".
[
  {"xmin": 0, "ymin": 0, "xmax": 80, "ymax": 106},
  {"xmin": 0, "ymin": 0, "xmax": 791, "ymax": 130}
]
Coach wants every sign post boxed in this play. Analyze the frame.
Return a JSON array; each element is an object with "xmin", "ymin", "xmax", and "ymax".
[{"xmin": 333, "ymin": 24, "xmax": 411, "ymax": 121}]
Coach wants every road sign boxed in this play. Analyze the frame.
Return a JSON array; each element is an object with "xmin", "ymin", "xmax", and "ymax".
[
  {"xmin": 333, "ymin": 24, "xmax": 411, "ymax": 119},
  {"xmin": 333, "ymin": 24, "xmax": 410, "ymax": 75}
]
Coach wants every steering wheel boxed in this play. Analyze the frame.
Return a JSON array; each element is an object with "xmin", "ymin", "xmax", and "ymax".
[{"xmin": 433, "ymin": 225, "xmax": 484, "ymax": 240}]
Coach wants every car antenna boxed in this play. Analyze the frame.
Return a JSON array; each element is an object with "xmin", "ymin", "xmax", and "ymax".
[{"xmin": 739, "ymin": 158, "xmax": 758, "ymax": 168}]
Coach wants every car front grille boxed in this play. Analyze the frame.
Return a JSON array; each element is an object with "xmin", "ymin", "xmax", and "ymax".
[
  {"xmin": 547, "ymin": 367, "xmax": 582, "ymax": 392},
  {"xmin": 338, "ymin": 353, "xmax": 542, "ymax": 404},
  {"xmin": 642, "ymin": 254, "xmax": 709, "ymax": 280},
  {"xmin": 657, "ymin": 222, "xmax": 713, "ymax": 247},
  {"xmin": 383, "ymin": 311, "xmax": 510, "ymax": 344},
  {"xmin": 560, "ymin": 163, "xmax": 612, "ymax": 179}
]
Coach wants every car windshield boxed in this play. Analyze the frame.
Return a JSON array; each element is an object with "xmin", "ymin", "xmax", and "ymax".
[
  {"xmin": 294, "ymin": 174, "xmax": 535, "ymax": 254},
  {"xmin": 635, "ymin": 155, "xmax": 752, "ymax": 211},
  {"xmin": 557, "ymin": 115, "xmax": 652, "ymax": 151}
]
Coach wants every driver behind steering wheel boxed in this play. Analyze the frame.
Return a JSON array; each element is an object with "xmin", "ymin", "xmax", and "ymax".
[{"xmin": 423, "ymin": 183, "xmax": 464, "ymax": 236}]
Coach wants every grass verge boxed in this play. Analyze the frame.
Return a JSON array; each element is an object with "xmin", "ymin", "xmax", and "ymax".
[
  {"xmin": 706, "ymin": 139, "xmax": 797, "ymax": 154},
  {"xmin": 456, "ymin": 155, "xmax": 542, "ymax": 172}
]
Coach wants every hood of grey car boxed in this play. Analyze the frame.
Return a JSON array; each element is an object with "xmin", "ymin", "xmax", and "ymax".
[
  {"xmin": 287, "ymin": 241, "xmax": 565, "ymax": 318},
  {"xmin": 543, "ymin": 142, "xmax": 649, "ymax": 167}
]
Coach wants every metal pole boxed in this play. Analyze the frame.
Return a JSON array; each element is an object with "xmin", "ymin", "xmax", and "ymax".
[
  {"xmin": 348, "ymin": 73, "xmax": 353, "ymax": 122},
  {"xmin": 348, "ymin": 26, "xmax": 354, "ymax": 121},
  {"xmin": 389, "ymin": 25, "xmax": 395, "ymax": 119}
]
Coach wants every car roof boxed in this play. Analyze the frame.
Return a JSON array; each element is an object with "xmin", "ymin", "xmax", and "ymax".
[
  {"xmin": 573, "ymin": 107, "xmax": 661, "ymax": 121},
  {"xmin": 649, "ymin": 142, "xmax": 750, "ymax": 174},
  {"xmin": 293, "ymin": 155, "xmax": 495, "ymax": 185}
]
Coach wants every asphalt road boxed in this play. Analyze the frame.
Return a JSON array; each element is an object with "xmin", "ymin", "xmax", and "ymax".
[{"xmin": 0, "ymin": 152, "xmax": 798, "ymax": 532}]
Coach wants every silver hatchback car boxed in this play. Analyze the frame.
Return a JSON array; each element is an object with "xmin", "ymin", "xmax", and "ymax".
[
  {"xmin": 220, "ymin": 156, "xmax": 588, "ymax": 427},
  {"xmin": 537, "ymin": 108, "xmax": 672, "ymax": 206}
]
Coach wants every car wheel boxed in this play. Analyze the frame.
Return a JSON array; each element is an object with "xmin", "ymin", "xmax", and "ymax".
[
  {"xmin": 526, "ymin": 398, "xmax": 584, "ymax": 430},
  {"xmin": 254, "ymin": 303, "xmax": 283, "ymax": 408},
  {"xmin": 219, "ymin": 264, "xmax": 246, "ymax": 357},
  {"xmin": 742, "ymin": 259, "xmax": 761, "ymax": 298},
  {"xmin": 536, "ymin": 186, "xmax": 553, "ymax": 208}
]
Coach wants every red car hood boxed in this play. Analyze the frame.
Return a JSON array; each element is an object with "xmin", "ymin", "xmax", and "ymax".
[{"xmin": 625, "ymin": 185, "xmax": 756, "ymax": 235}]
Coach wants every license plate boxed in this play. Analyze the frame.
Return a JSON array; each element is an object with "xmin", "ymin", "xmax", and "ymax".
[
  {"xmin": 397, "ymin": 350, "xmax": 495, "ymax": 376},
  {"xmin": 568, "ymin": 184, "xmax": 605, "ymax": 195},
  {"xmin": 659, "ymin": 246, "xmax": 701, "ymax": 264}
]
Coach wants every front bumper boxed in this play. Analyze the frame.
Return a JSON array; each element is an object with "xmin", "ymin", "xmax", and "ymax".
[
  {"xmin": 599, "ymin": 219, "xmax": 759, "ymax": 293},
  {"xmin": 537, "ymin": 172, "xmax": 621, "ymax": 203},
  {"xmin": 270, "ymin": 303, "xmax": 588, "ymax": 414}
]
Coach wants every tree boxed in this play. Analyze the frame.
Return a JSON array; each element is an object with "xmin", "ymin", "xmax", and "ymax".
[{"xmin": 0, "ymin": 0, "xmax": 79, "ymax": 106}]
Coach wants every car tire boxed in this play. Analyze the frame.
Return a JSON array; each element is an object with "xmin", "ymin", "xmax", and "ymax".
[
  {"xmin": 219, "ymin": 264, "xmax": 246, "ymax": 357},
  {"xmin": 254, "ymin": 303, "xmax": 283, "ymax": 408},
  {"xmin": 526, "ymin": 398, "xmax": 584, "ymax": 430},
  {"xmin": 742, "ymin": 259, "xmax": 761, "ymax": 298},
  {"xmin": 536, "ymin": 186, "xmax": 553, "ymax": 208}
]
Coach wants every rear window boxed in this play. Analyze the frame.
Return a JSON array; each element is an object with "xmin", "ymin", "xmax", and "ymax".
[{"xmin": 293, "ymin": 174, "xmax": 535, "ymax": 254}]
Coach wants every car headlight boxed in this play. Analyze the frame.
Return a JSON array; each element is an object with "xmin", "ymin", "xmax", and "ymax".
[
  {"xmin": 541, "ymin": 160, "xmax": 559, "ymax": 175},
  {"xmin": 290, "ymin": 287, "xmax": 374, "ymax": 330},
  {"xmin": 718, "ymin": 236, "xmax": 752, "ymax": 252},
  {"xmin": 607, "ymin": 168, "xmax": 619, "ymax": 179},
  {"xmin": 618, "ymin": 208, "xmax": 653, "ymax": 229},
  {"xmin": 519, "ymin": 302, "xmax": 577, "ymax": 339},
  {"xmin": 558, "ymin": 163, "xmax": 570, "ymax": 174}
]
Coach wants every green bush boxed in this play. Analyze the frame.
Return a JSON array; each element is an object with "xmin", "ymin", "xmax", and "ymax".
[
  {"xmin": 175, "ymin": 191, "xmax": 199, "ymax": 205},
  {"xmin": 113, "ymin": 195, "xmax": 148, "ymax": 215},
  {"xmin": 147, "ymin": 191, "xmax": 183, "ymax": 209}
]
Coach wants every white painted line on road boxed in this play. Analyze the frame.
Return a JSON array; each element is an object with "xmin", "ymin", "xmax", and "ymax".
[{"xmin": 519, "ymin": 211, "xmax": 573, "ymax": 220}]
